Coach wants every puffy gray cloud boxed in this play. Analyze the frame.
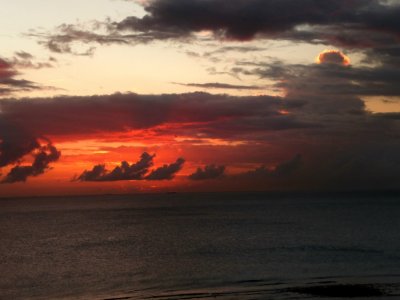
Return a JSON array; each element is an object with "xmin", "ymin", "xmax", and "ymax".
[
  {"xmin": 189, "ymin": 164, "xmax": 225, "ymax": 180},
  {"xmin": 146, "ymin": 158, "xmax": 185, "ymax": 180},
  {"xmin": 77, "ymin": 152, "xmax": 155, "ymax": 181},
  {"xmin": 76, "ymin": 153, "xmax": 184, "ymax": 182},
  {"xmin": 76, "ymin": 164, "xmax": 107, "ymax": 182}
]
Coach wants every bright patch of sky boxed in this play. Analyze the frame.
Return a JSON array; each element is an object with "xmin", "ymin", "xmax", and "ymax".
[{"xmin": 0, "ymin": 0, "xmax": 368, "ymax": 99}]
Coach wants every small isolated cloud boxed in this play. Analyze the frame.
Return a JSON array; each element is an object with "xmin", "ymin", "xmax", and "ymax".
[
  {"xmin": 146, "ymin": 158, "xmax": 185, "ymax": 180},
  {"xmin": 1, "ymin": 143, "xmax": 61, "ymax": 183},
  {"xmin": 76, "ymin": 153, "xmax": 184, "ymax": 182},
  {"xmin": 12, "ymin": 51, "xmax": 53, "ymax": 70},
  {"xmin": 15, "ymin": 51, "xmax": 34, "ymax": 60},
  {"xmin": 188, "ymin": 164, "xmax": 225, "ymax": 180},
  {"xmin": 316, "ymin": 50, "xmax": 351, "ymax": 66}
]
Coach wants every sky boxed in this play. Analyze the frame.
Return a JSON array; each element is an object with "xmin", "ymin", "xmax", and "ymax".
[{"xmin": 0, "ymin": 0, "xmax": 399, "ymax": 197}]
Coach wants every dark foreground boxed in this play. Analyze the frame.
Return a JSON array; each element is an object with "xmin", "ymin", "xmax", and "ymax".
[{"xmin": 1, "ymin": 192, "xmax": 400, "ymax": 299}]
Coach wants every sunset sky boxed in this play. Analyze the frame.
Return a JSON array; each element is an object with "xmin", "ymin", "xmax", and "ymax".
[{"xmin": 1, "ymin": 0, "xmax": 399, "ymax": 197}]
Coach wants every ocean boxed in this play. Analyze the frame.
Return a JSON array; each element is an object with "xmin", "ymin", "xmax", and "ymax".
[{"xmin": 1, "ymin": 192, "xmax": 400, "ymax": 299}]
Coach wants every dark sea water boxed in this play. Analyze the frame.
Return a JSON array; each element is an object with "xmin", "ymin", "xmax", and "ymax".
[{"xmin": 1, "ymin": 192, "xmax": 400, "ymax": 299}]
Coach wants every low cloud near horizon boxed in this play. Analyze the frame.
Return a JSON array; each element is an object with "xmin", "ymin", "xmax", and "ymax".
[{"xmin": 76, "ymin": 152, "xmax": 185, "ymax": 182}]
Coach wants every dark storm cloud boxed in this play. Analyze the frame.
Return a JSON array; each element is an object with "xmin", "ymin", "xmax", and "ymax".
[
  {"xmin": 174, "ymin": 82, "xmax": 263, "ymax": 90},
  {"xmin": 119, "ymin": 0, "xmax": 400, "ymax": 45},
  {"xmin": 2, "ymin": 143, "xmax": 60, "ymax": 183},
  {"xmin": 116, "ymin": 0, "xmax": 349, "ymax": 40},
  {"xmin": 77, "ymin": 152, "xmax": 155, "ymax": 181},
  {"xmin": 146, "ymin": 157, "xmax": 185, "ymax": 180},
  {"xmin": 188, "ymin": 164, "xmax": 225, "ymax": 180},
  {"xmin": 77, "ymin": 153, "xmax": 184, "ymax": 182}
]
